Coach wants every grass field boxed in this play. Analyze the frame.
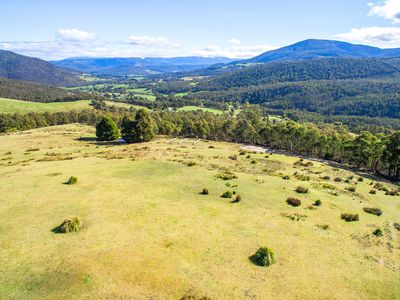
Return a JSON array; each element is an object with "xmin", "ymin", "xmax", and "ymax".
[
  {"xmin": 0, "ymin": 124, "xmax": 399, "ymax": 299},
  {"xmin": 0, "ymin": 98, "xmax": 135, "ymax": 113},
  {"xmin": 177, "ymin": 105, "xmax": 224, "ymax": 114}
]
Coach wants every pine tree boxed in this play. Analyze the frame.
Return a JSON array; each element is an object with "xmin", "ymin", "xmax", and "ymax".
[{"xmin": 96, "ymin": 115, "xmax": 120, "ymax": 141}]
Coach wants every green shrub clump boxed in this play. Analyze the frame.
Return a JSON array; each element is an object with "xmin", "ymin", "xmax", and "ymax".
[
  {"xmin": 394, "ymin": 223, "xmax": 400, "ymax": 231},
  {"xmin": 373, "ymin": 228, "xmax": 383, "ymax": 237},
  {"xmin": 363, "ymin": 207, "xmax": 383, "ymax": 216},
  {"xmin": 221, "ymin": 191, "xmax": 233, "ymax": 198},
  {"xmin": 295, "ymin": 186, "xmax": 308, "ymax": 194},
  {"xmin": 334, "ymin": 177, "xmax": 342, "ymax": 182},
  {"xmin": 369, "ymin": 189, "xmax": 377, "ymax": 194},
  {"xmin": 314, "ymin": 199, "xmax": 322, "ymax": 206},
  {"xmin": 281, "ymin": 175, "xmax": 290, "ymax": 180},
  {"xmin": 345, "ymin": 186, "xmax": 356, "ymax": 192},
  {"xmin": 53, "ymin": 217, "xmax": 82, "ymax": 233},
  {"xmin": 252, "ymin": 247, "xmax": 276, "ymax": 267},
  {"xmin": 286, "ymin": 197, "xmax": 301, "ymax": 207},
  {"xmin": 65, "ymin": 176, "xmax": 77, "ymax": 185},
  {"xmin": 341, "ymin": 213, "xmax": 359, "ymax": 222}
]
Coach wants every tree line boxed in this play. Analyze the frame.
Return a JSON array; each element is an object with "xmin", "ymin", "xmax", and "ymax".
[{"xmin": 1, "ymin": 105, "xmax": 400, "ymax": 179}]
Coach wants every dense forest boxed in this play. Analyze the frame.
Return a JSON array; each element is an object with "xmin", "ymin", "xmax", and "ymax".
[{"xmin": 0, "ymin": 50, "xmax": 83, "ymax": 86}]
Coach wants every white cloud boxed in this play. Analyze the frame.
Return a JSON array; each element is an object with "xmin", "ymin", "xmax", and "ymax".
[
  {"xmin": 128, "ymin": 35, "xmax": 180, "ymax": 48},
  {"xmin": 0, "ymin": 29, "xmax": 275, "ymax": 60},
  {"xmin": 368, "ymin": 0, "xmax": 400, "ymax": 23},
  {"xmin": 337, "ymin": 26, "xmax": 400, "ymax": 46},
  {"xmin": 192, "ymin": 44, "xmax": 276, "ymax": 59},
  {"xmin": 228, "ymin": 38, "xmax": 241, "ymax": 45},
  {"xmin": 56, "ymin": 28, "xmax": 96, "ymax": 43}
]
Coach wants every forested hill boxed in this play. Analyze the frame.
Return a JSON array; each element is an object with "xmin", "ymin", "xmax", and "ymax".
[
  {"xmin": 242, "ymin": 39, "xmax": 400, "ymax": 63},
  {"xmin": 0, "ymin": 78, "xmax": 99, "ymax": 102},
  {"xmin": 198, "ymin": 57, "xmax": 400, "ymax": 90},
  {"xmin": 0, "ymin": 50, "xmax": 84, "ymax": 86}
]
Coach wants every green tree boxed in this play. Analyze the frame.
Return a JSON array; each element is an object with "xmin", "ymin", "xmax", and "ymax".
[
  {"xmin": 96, "ymin": 115, "xmax": 120, "ymax": 141},
  {"xmin": 122, "ymin": 109, "xmax": 157, "ymax": 143}
]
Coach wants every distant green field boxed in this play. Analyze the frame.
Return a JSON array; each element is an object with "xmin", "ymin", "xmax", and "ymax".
[
  {"xmin": 177, "ymin": 106, "xmax": 223, "ymax": 114},
  {"xmin": 0, "ymin": 98, "xmax": 135, "ymax": 113}
]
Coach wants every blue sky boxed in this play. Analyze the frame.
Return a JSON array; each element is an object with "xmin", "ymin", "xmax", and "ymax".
[{"xmin": 1, "ymin": 0, "xmax": 400, "ymax": 59}]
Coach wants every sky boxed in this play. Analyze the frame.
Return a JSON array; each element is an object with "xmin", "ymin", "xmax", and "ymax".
[{"xmin": 1, "ymin": 0, "xmax": 400, "ymax": 60}]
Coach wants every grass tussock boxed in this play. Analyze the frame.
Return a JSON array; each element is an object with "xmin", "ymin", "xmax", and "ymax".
[
  {"xmin": 216, "ymin": 172, "xmax": 237, "ymax": 180},
  {"xmin": 52, "ymin": 217, "xmax": 82, "ymax": 233},
  {"xmin": 295, "ymin": 186, "xmax": 308, "ymax": 194},
  {"xmin": 250, "ymin": 247, "xmax": 276, "ymax": 267},
  {"xmin": 363, "ymin": 207, "xmax": 383, "ymax": 216},
  {"xmin": 221, "ymin": 191, "xmax": 233, "ymax": 198},
  {"xmin": 341, "ymin": 213, "xmax": 359, "ymax": 222},
  {"xmin": 64, "ymin": 176, "xmax": 78, "ymax": 185}
]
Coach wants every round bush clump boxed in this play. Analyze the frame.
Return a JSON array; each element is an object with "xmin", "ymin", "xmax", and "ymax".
[
  {"xmin": 369, "ymin": 189, "xmax": 377, "ymax": 194},
  {"xmin": 201, "ymin": 188, "xmax": 209, "ymax": 195},
  {"xmin": 373, "ymin": 228, "xmax": 383, "ymax": 237},
  {"xmin": 53, "ymin": 217, "xmax": 82, "ymax": 233},
  {"xmin": 252, "ymin": 247, "xmax": 276, "ymax": 267},
  {"xmin": 65, "ymin": 176, "xmax": 78, "ymax": 185},
  {"xmin": 286, "ymin": 197, "xmax": 301, "ymax": 207},
  {"xmin": 295, "ymin": 186, "xmax": 308, "ymax": 194}
]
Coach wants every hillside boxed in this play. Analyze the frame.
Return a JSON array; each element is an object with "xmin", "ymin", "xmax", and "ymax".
[
  {"xmin": 0, "ymin": 50, "xmax": 84, "ymax": 86},
  {"xmin": 52, "ymin": 56, "xmax": 234, "ymax": 76},
  {"xmin": 0, "ymin": 124, "xmax": 398, "ymax": 299},
  {"xmin": 243, "ymin": 39, "xmax": 400, "ymax": 63},
  {"xmin": 0, "ymin": 78, "xmax": 99, "ymax": 102}
]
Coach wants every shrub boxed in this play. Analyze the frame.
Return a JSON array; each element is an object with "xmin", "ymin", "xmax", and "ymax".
[
  {"xmin": 251, "ymin": 247, "xmax": 276, "ymax": 267},
  {"xmin": 221, "ymin": 191, "xmax": 233, "ymax": 198},
  {"xmin": 363, "ymin": 207, "xmax": 383, "ymax": 216},
  {"xmin": 246, "ymin": 155, "xmax": 251, "ymax": 159},
  {"xmin": 201, "ymin": 188, "xmax": 209, "ymax": 195},
  {"xmin": 187, "ymin": 161, "xmax": 196, "ymax": 166},
  {"xmin": 231, "ymin": 195, "xmax": 241, "ymax": 203},
  {"xmin": 373, "ymin": 228, "xmax": 383, "ymax": 237},
  {"xmin": 358, "ymin": 177, "xmax": 364, "ymax": 182},
  {"xmin": 53, "ymin": 217, "xmax": 82, "ymax": 233},
  {"xmin": 295, "ymin": 186, "xmax": 308, "ymax": 194},
  {"xmin": 314, "ymin": 199, "xmax": 322, "ymax": 206},
  {"xmin": 251, "ymin": 160, "xmax": 257, "ymax": 164},
  {"xmin": 294, "ymin": 160, "xmax": 313, "ymax": 167},
  {"xmin": 96, "ymin": 115, "xmax": 120, "ymax": 141},
  {"xmin": 345, "ymin": 186, "xmax": 356, "ymax": 192},
  {"xmin": 286, "ymin": 197, "xmax": 301, "ymax": 207},
  {"xmin": 385, "ymin": 190, "xmax": 399, "ymax": 196},
  {"xmin": 65, "ymin": 176, "xmax": 77, "ymax": 185},
  {"xmin": 341, "ymin": 213, "xmax": 359, "ymax": 222},
  {"xmin": 320, "ymin": 175, "xmax": 330, "ymax": 180},
  {"xmin": 334, "ymin": 177, "xmax": 342, "ymax": 182},
  {"xmin": 265, "ymin": 155, "xmax": 269, "ymax": 158},
  {"xmin": 369, "ymin": 189, "xmax": 377, "ymax": 194},
  {"xmin": 322, "ymin": 183, "xmax": 335, "ymax": 190},
  {"xmin": 394, "ymin": 223, "xmax": 400, "ymax": 231},
  {"xmin": 317, "ymin": 224, "xmax": 330, "ymax": 230},
  {"xmin": 239, "ymin": 150, "xmax": 246, "ymax": 155},
  {"xmin": 374, "ymin": 182, "xmax": 389, "ymax": 192},
  {"xmin": 229, "ymin": 155, "xmax": 237, "ymax": 161},
  {"xmin": 294, "ymin": 174, "xmax": 310, "ymax": 181},
  {"xmin": 216, "ymin": 172, "xmax": 237, "ymax": 180},
  {"xmin": 281, "ymin": 175, "xmax": 290, "ymax": 180},
  {"xmin": 208, "ymin": 145, "xmax": 215, "ymax": 149}
]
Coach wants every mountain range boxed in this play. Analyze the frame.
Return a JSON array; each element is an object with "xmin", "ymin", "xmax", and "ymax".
[
  {"xmin": 2, "ymin": 39, "xmax": 400, "ymax": 86},
  {"xmin": 51, "ymin": 56, "xmax": 235, "ymax": 76}
]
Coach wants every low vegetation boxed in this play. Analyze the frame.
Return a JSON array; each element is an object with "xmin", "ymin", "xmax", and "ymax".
[
  {"xmin": 250, "ymin": 247, "xmax": 276, "ymax": 267},
  {"xmin": 363, "ymin": 207, "xmax": 383, "ymax": 216},
  {"xmin": 286, "ymin": 197, "xmax": 301, "ymax": 207},
  {"xmin": 341, "ymin": 213, "xmax": 359, "ymax": 222},
  {"xmin": 52, "ymin": 217, "xmax": 82, "ymax": 233}
]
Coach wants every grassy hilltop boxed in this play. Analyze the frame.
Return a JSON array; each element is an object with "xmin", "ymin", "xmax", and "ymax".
[{"xmin": 0, "ymin": 124, "xmax": 399, "ymax": 299}]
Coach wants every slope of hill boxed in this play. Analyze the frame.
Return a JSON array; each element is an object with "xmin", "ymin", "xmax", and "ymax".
[
  {"xmin": 244, "ymin": 39, "xmax": 400, "ymax": 63},
  {"xmin": 52, "ymin": 56, "xmax": 234, "ymax": 76},
  {"xmin": 199, "ymin": 57, "xmax": 400, "ymax": 90},
  {"xmin": 0, "ymin": 78, "xmax": 92, "ymax": 102},
  {"xmin": 0, "ymin": 50, "xmax": 84, "ymax": 86}
]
